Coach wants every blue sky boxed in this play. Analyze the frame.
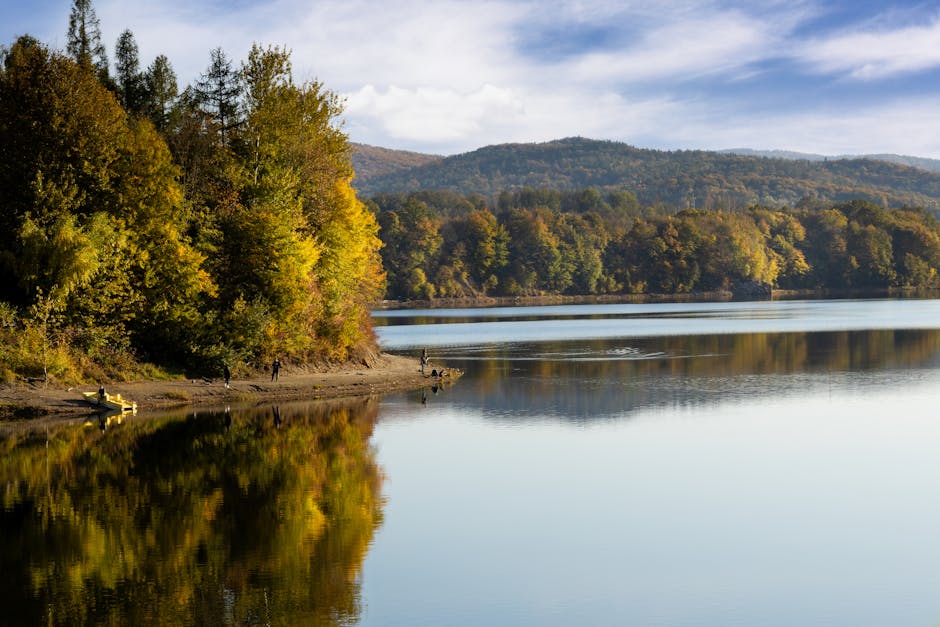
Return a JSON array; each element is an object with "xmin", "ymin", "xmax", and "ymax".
[{"xmin": 4, "ymin": 0, "xmax": 940, "ymax": 157}]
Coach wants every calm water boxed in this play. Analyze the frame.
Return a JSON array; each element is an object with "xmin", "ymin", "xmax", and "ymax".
[{"xmin": 4, "ymin": 299, "xmax": 940, "ymax": 625}]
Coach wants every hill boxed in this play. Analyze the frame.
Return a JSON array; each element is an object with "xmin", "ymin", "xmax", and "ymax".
[
  {"xmin": 350, "ymin": 143, "xmax": 443, "ymax": 182},
  {"xmin": 351, "ymin": 137, "xmax": 940, "ymax": 211},
  {"xmin": 721, "ymin": 148, "xmax": 940, "ymax": 173}
]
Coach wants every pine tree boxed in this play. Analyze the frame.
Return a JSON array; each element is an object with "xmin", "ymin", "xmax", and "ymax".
[
  {"xmin": 194, "ymin": 47, "xmax": 241, "ymax": 143},
  {"xmin": 114, "ymin": 29, "xmax": 146, "ymax": 114},
  {"xmin": 66, "ymin": 0, "xmax": 108, "ymax": 79},
  {"xmin": 144, "ymin": 54, "xmax": 178, "ymax": 131}
]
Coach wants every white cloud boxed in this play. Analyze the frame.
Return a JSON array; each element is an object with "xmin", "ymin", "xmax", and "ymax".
[
  {"xmin": 96, "ymin": 1, "xmax": 289, "ymax": 84},
  {"xmin": 345, "ymin": 83, "xmax": 525, "ymax": 146},
  {"xmin": 13, "ymin": 0, "xmax": 940, "ymax": 158},
  {"xmin": 668, "ymin": 97, "xmax": 940, "ymax": 159},
  {"xmin": 93, "ymin": 0, "xmax": 530, "ymax": 92},
  {"xmin": 344, "ymin": 81, "xmax": 699, "ymax": 155},
  {"xmin": 562, "ymin": 10, "xmax": 784, "ymax": 84},
  {"xmin": 796, "ymin": 16, "xmax": 940, "ymax": 79}
]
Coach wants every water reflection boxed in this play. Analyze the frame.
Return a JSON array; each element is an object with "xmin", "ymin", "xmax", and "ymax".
[
  {"xmin": 390, "ymin": 329, "xmax": 940, "ymax": 421},
  {"xmin": 374, "ymin": 299, "xmax": 940, "ymax": 347},
  {"xmin": 0, "ymin": 399, "xmax": 384, "ymax": 626}
]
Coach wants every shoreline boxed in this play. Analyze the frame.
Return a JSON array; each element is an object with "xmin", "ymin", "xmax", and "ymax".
[
  {"xmin": 7, "ymin": 288, "xmax": 937, "ymax": 423},
  {"xmin": 0, "ymin": 353, "xmax": 437, "ymax": 422},
  {"xmin": 374, "ymin": 287, "xmax": 940, "ymax": 310}
]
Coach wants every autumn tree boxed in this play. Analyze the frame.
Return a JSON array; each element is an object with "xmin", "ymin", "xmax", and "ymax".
[
  {"xmin": 746, "ymin": 206, "xmax": 809, "ymax": 287},
  {"xmin": 454, "ymin": 208, "xmax": 509, "ymax": 292},
  {"xmin": 0, "ymin": 37, "xmax": 213, "ymax": 371},
  {"xmin": 0, "ymin": 37, "xmax": 119, "ymax": 307},
  {"xmin": 500, "ymin": 208, "xmax": 565, "ymax": 295},
  {"xmin": 368, "ymin": 187, "xmax": 940, "ymax": 299},
  {"xmin": 889, "ymin": 209, "xmax": 940, "ymax": 286},
  {"xmin": 0, "ymin": 34, "xmax": 386, "ymax": 376},
  {"xmin": 207, "ymin": 44, "xmax": 385, "ymax": 360},
  {"xmin": 377, "ymin": 198, "xmax": 442, "ymax": 300},
  {"xmin": 606, "ymin": 216, "xmax": 702, "ymax": 293}
]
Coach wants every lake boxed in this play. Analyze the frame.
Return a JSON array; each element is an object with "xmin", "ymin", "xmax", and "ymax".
[{"xmin": 4, "ymin": 299, "xmax": 940, "ymax": 625}]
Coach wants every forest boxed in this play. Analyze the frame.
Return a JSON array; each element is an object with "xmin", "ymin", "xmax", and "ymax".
[
  {"xmin": 5, "ymin": 1, "xmax": 940, "ymax": 385},
  {"xmin": 0, "ymin": 1, "xmax": 384, "ymax": 383},
  {"xmin": 353, "ymin": 137, "xmax": 940, "ymax": 212},
  {"xmin": 370, "ymin": 188, "xmax": 940, "ymax": 300}
]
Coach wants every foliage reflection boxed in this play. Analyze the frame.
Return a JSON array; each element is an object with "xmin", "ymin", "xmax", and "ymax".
[
  {"xmin": 425, "ymin": 329, "xmax": 940, "ymax": 420},
  {"xmin": 0, "ymin": 399, "xmax": 384, "ymax": 626}
]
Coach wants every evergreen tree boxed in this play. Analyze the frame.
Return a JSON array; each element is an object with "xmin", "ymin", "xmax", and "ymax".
[
  {"xmin": 144, "ymin": 54, "xmax": 178, "ymax": 131},
  {"xmin": 194, "ymin": 47, "xmax": 241, "ymax": 143},
  {"xmin": 114, "ymin": 29, "xmax": 146, "ymax": 114},
  {"xmin": 66, "ymin": 0, "xmax": 108, "ymax": 79}
]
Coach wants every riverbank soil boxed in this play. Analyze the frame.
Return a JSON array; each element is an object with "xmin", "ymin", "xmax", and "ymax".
[{"xmin": 0, "ymin": 353, "xmax": 433, "ymax": 418}]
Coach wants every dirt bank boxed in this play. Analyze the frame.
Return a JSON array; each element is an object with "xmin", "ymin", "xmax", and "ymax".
[{"xmin": 0, "ymin": 353, "xmax": 444, "ymax": 420}]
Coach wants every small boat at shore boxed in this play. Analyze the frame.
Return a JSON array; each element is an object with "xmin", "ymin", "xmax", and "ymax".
[{"xmin": 82, "ymin": 391, "xmax": 137, "ymax": 414}]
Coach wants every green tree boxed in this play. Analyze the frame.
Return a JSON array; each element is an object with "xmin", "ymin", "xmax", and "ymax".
[
  {"xmin": 203, "ymin": 45, "xmax": 320, "ymax": 357},
  {"xmin": 846, "ymin": 222, "xmax": 896, "ymax": 286},
  {"xmin": 553, "ymin": 211, "xmax": 611, "ymax": 294},
  {"xmin": 109, "ymin": 118, "xmax": 215, "ymax": 362},
  {"xmin": 114, "ymin": 29, "xmax": 146, "ymax": 114},
  {"xmin": 11, "ymin": 181, "xmax": 103, "ymax": 304},
  {"xmin": 889, "ymin": 209, "xmax": 940, "ymax": 286},
  {"xmin": 214, "ymin": 196, "xmax": 320, "ymax": 355},
  {"xmin": 143, "ymin": 54, "xmax": 178, "ymax": 131},
  {"xmin": 163, "ymin": 86, "xmax": 232, "ymax": 212},
  {"xmin": 377, "ymin": 198, "xmax": 442, "ymax": 300},
  {"xmin": 455, "ymin": 208, "xmax": 509, "ymax": 292},
  {"xmin": 0, "ymin": 37, "xmax": 122, "ymax": 305},
  {"xmin": 607, "ymin": 216, "xmax": 701, "ymax": 294},
  {"xmin": 194, "ymin": 47, "xmax": 241, "ymax": 143},
  {"xmin": 500, "ymin": 208, "xmax": 565, "ymax": 294},
  {"xmin": 66, "ymin": 0, "xmax": 108, "ymax": 79},
  {"xmin": 0, "ymin": 38, "xmax": 213, "ymax": 370},
  {"xmin": 219, "ymin": 44, "xmax": 383, "ymax": 359}
]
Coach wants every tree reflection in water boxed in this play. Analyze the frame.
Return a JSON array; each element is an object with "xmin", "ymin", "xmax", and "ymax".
[
  {"xmin": 0, "ymin": 398, "xmax": 384, "ymax": 626},
  {"xmin": 426, "ymin": 329, "xmax": 940, "ymax": 420}
]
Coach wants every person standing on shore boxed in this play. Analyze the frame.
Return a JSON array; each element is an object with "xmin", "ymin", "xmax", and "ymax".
[
  {"xmin": 271, "ymin": 358, "xmax": 281, "ymax": 382},
  {"xmin": 421, "ymin": 348, "xmax": 429, "ymax": 375},
  {"xmin": 223, "ymin": 364, "xmax": 231, "ymax": 389}
]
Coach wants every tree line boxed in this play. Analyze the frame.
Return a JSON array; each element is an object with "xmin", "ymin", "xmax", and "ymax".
[
  {"xmin": 354, "ymin": 137, "xmax": 940, "ymax": 212},
  {"xmin": 371, "ymin": 188, "xmax": 940, "ymax": 300},
  {"xmin": 0, "ymin": 0, "xmax": 384, "ymax": 382}
]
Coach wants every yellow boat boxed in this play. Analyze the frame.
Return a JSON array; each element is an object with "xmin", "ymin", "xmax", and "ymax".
[{"xmin": 83, "ymin": 391, "xmax": 137, "ymax": 414}]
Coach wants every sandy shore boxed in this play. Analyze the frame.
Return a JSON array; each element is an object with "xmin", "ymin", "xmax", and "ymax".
[{"xmin": 0, "ymin": 353, "xmax": 443, "ymax": 420}]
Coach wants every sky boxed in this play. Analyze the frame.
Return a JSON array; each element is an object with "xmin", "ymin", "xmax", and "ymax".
[{"xmin": 3, "ymin": 0, "xmax": 940, "ymax": 157}]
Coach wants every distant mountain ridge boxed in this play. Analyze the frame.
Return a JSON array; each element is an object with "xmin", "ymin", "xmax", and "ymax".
[
  {"xmin": 720, "ymin": 148, "xmax": 940, "ymax": 173},
  {"xmin": 351, "ymin": 137, "xmax": 940, "ymax": 212},
  {"xmin": 350, "ymin": 143, "xmax": 443, "ymax": 182}
]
